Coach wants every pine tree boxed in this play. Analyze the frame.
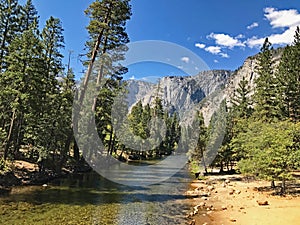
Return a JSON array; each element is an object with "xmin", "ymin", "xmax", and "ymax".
[
  {"xmin": 230, "ymin": 76, "xmax": 252, "ymax": 119},
  {"xmin": 79, "ymin": 0, "xmax": 131, "ymax": 106},
  {"xmin": 277, "ymin": 27, "xmax": 300, "ymax": 121},
  {"xmin": 253, "ymin": 38, "xmax": 282, "ymax": 121},
  {"xmin": 41, "ymin": 16, "xmax": 64, "ymax": 78},
  {"xmin": 0, "ymin": 0, "xmax": 20, "ymax": 71},
  {"xmin": 188, "ymin": 111, "xmax": 207, "ymax": 171},
  {"xmin": 19, "ymin": 0, "xmax": 39, "ymax": 32},
  {"xmin": 0, "ymin": 28, "xmax": 46, "ymax": 159}
]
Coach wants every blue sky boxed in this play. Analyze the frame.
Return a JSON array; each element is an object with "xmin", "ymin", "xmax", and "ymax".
[{"xmin": 22, "ymin": 0, "xmax": 300, "ymax": 81}]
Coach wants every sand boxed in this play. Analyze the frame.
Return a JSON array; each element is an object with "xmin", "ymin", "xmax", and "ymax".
[{"xmin": 186, "ymin": 174, "xmax": 300, "ymax": 225}]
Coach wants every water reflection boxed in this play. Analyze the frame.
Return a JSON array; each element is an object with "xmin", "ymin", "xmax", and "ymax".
[{"xmin": 0, "ymin": 166, "xmax": 193, "ymax": 224}]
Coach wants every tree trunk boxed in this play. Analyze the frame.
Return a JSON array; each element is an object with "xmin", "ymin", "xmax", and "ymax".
[
  {"xmin": 91, "ymin": 35, "xmax": 109, "ymax": 112},
  {"xmin": 271, "ymin": 180, "xmax": 275, "ymax": 188},
  {"xmin": 78, "ymin": 5, "xmax": 112, "ymax": 108},
  {"xmin": 108, "ymin": 127, "xmax": 114, "ymax": 155},
  {"xmin": 0, "ymin": 19, "xmax": 9, "ymax": 71},
  {"xmin": 201, "ymin": 148, "xmax": 208, "ymax": 173},
  {"xmin": 281, "ymin": 179, "xmax": 286, "ymax": 195},
  {"xmin": 3, "ymin": 109, "xmax": 16, "ymax": 160},
  {"xmin": 73, "ymin": 140, "xmax": 80, "ymax": 161},
  {"xmin": 219, "ymin": 161, "xmax": 224, "ymax": 173}
]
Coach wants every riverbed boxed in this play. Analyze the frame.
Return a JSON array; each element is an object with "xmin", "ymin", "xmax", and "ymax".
[{"xmin": 0, "ymin": 166, "xmax": 193, "ymax": 224}]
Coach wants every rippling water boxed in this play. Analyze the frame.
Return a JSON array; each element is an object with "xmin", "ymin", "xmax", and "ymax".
[{"xmin": 0, "ymin": 165, "xmax": 193, "ymax": 225}]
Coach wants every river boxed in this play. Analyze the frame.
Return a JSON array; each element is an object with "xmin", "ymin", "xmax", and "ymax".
[{"xmin": 0, "ymin": 165, "xmax": 193, "ymax": 225}]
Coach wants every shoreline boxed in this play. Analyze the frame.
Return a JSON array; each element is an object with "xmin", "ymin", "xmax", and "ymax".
[
  {"xmin": 0, "ymin": 160, "xmax": 91, "ymax": 193},
  {"xmin": 186, "ymin": 174, "xmax": 300, "ymax": 225}
]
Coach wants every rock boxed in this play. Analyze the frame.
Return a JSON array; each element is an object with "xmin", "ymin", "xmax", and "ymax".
[
  {"xmin": 236, "ymin": 190, "xmax": 241, "ymax": 194},
  {"xmin": 189, "ymin": 219, "xmax": 196, "ymax": 225},
  {"xmin": 228, "ymin": 188, "xmax": 235, "ymax": 195},
  {"xmin": 229, "ymin": 217, "xmax": 237, "ymax": 222},
  {"xmin": 206, "ymin": 211, "xmax": 213, "ymax": 215},
  {"xmin": 198, "ymin": 202, "xmax": 206, "ymax": 207},
  {"xmin": 225, "ymin": 179, "xmax": 230, "ymax": 184},
  {"xmin": 257, "ymin": 200, "xmax": 269, "ymax": 206},
  {"xmin": 207, "ymin": 185, "xmax": 214, "ymax": 191},
  {"xmin": 42, "ymin": 184, "xmax": 48, "ymax": 187},
  {"xmin": 221, "ymin": 205, "xmax": 227, "ymax": 210},
  {"xmin": 188, "ymin": 212, "xmax": 194, "ymax": 217}
]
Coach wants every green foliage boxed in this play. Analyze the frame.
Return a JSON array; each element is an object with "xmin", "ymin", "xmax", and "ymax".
[
  {"xmin": 253, "ymin": 38, "xmax": 282, "ymax": 121},
  {"xmin": 0, "ymin": 157, "xmax": 10, "ymax": 173},
  {"xmin": 188, "ymin": 111, "xmax": 207, "ymax": 162},
  {"xmin": 125, "ymin": 97, "xmax": 181, "ymax": 158},
  {"xmin": 277, "ymin": 26, "xmax": 300, "ymax": 122},
  {"xmin": 235, "ymin": 120, "xmax": 300, "ymax": 184}
]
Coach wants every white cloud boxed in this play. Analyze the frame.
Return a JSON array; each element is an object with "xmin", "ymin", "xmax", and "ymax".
[
  {"xmin": 220, "ymin": 53, "xmax": 230, "ymax": 58},
  {"xmin": 177, "ymin": 65, "xmax": 184, "ymax": 69},
  {"xmin": 195, "ymin": 43, "xmax": 206, "ymax": 49},
  {"xmin": 247, "ymin": 22, "xmax": 259, "ymax": 30},
  {"xmin": 265, "ymin": 7, "xmax": 300, "ymax": 28},
  {"xmin": 208, "ymin": 33, "xmax": 245, "ymax": 48},
  {"xmin": 202, "ymin": 46, "xmax": 230, "ymax": 58},
  {"xmin": 214, "ymin": 59, "xmax": 219, "ymax": 63},
  {"xmin": 236, "ymin": 34, "xmax": 245, "ymax": 39},
  {"xmin": 129, "ymin": 75, "xmax": 135, "ymax": 80},
  {"xmin": 181, "ymin": 56, "xmax": 190, "ymax": 63},
  {"xmin": 204, "ymin": 46, "xmax": 221, "ymax": 54},
  {"xmin": 247, "ymin": 8, "xmax": 300, "ymax": 48}
]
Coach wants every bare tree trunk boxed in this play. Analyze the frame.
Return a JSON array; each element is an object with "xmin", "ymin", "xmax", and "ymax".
[
  {"xmin": 78, "ymin": 5, "xmax": 112, "ymax": 108},
  {"xmin": 201, "ymin": 148, "xmax": 207, "ymax": 174},
  {"xmin": 281, "ymin": 179, "xmax": 286, "ymax": 195},
  {"xmin": 3, "ymin": 109, "xmax": 16, "ymax": 160},
  {"xmin": 271, "ymin": 180, "xmax": 275, "ymax": 188}
]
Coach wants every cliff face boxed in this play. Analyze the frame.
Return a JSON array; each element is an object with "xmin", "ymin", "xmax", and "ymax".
[
  {"xmin": 199, "ymin": 57, "xmax": 258, "ymax": 125},
  {"xmin": 125, "ymin": 49, "xmax": 283, "ymax": 125},
  {"xmin": 126, "ymin": 70, "xmax": 231, "ymax": 117}
]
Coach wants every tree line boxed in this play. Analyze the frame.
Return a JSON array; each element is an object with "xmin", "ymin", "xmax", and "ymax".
[
  {"xmin": 0, "ymin": 0, "xmax": 133, "ymax": 174},
  {"xmin": 190, "ymin": 27, "xmax": 300, "ymax": 194}
]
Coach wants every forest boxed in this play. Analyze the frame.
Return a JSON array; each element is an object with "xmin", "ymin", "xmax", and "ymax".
[
  {"xmin": 0, "ymin": 0, "xmax": 300, "ymax": 195},
  {"xmin": 191, "ymin": 32, "xmax": 300, "ymax": 194}
]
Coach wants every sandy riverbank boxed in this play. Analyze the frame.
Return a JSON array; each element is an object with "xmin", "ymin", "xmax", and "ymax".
[{"xmin": 186, "ymin": 174, "xmax": 300, "ymax": 225}]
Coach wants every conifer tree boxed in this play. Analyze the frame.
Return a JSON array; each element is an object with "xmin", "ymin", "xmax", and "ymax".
[
  {"xmin": 230, "ymin": 76, "xmax": 252, "ymax": 119},
  {"xmin": 19, "ymin": 0, "xmax": 39, "ymax": 32},
  {"xmin": 0, "ymin": 0, "xmax": 20, "ymax": 71},
  {"xmin": 1, "ymin": 28, "xmax": 46, "ymax": 159},
  {"xmin": 253, "ymin": 38, "xmax": 282, "ymax": 121},
  {"xmin": 277, "ymin": 27, "xmax": 300, "ymax": 121}
]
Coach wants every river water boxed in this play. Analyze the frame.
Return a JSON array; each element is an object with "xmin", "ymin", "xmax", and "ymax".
[{"xmin": 0, "ymin": 165, "xmax": 193, "ymax": 225}]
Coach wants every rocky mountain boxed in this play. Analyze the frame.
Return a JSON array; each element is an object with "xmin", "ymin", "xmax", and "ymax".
[
  {"xmin": 124, "ymin": 48, "xmax": 284, "ymax": 125},
  {"xmin": 125, "ymin": 70, "xmax": 231, "ymax": 122}
]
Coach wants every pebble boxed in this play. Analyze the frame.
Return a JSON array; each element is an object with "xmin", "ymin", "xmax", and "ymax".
[
  {"xmin": 221, "ymin": 205, "xmax": 227, "ymax": 210},
  {"xmin": 198, "ymin": 202, "xmax": 206, "ymax": 207},
  {"xmin": 189, "ymin": 219, "xmax": 196, "ymax": 225},
  {"xmin": 257, "ymin": 200, "xmax": 269, "ymax": 206},
  {"xmin": 207, "ymin": 185, "xmax": 214, "ymax": 191},
  {"xmin": 228, "ymin": 188, "xmax": 235, "ymax": 195},
  {"xmin": 229, "ymin": 217, "xmax": 237, "ymax": 222}
]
